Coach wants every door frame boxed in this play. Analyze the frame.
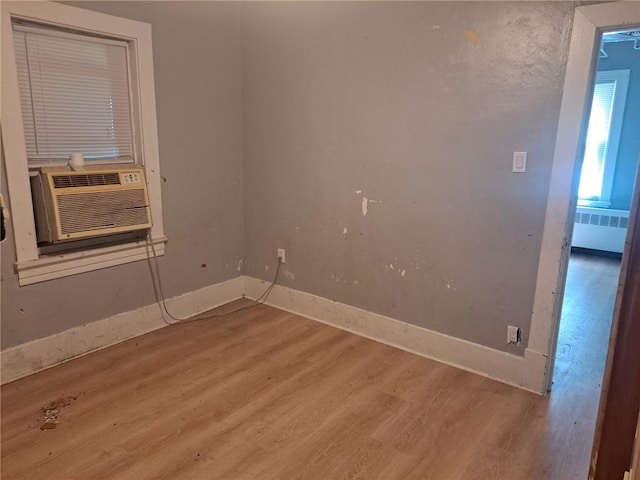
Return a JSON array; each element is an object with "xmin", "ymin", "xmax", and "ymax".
[
  {"xmin": 528, "ymin": 1, "xmax": 640, "ymax": 393},
  {"xmin": 589, "ymin": 160, "xmax": 640, "ymax": 479}
]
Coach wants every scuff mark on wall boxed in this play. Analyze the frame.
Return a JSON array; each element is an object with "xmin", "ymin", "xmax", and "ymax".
[
  {"xmin": 432, "ymin": 24, "xmax": 441, "ymax": 30},
  {"xmin": 330, "ymin": 274, "xmax": 348, "ymax": 284},
  {"xmin": 343, "ymin": 227, "xmax": 348, "ymax": 235},
  {"xmin": 284, "ymin": 270, "xmax": 296, "ymax": 281},
  {"xmin": 225, "ymin": 256, "xmax": 244, "ymax": 272}
]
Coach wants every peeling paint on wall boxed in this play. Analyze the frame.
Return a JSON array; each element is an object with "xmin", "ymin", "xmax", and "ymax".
[
  {"xmin": 225, "ymin": 257, "xmax": 244, "ymax": 272},
  {"xmin": 330, "ymin": 274, "xmax": 348, "ymax": 284},
  {"xmin": 354, "ymin": 190, "xmax": 381, "ymax": 217},
  {"xmin": 343, "ymin": 227, "xmax": 348, "ymax": 235}
]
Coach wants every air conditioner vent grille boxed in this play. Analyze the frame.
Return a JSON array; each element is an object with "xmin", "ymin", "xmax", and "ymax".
[
  {"xmin": 53, "ymin": 173, "xmax": 121, "ymax": 189},
  {"xmin": 57, "ymin": 189, "xmax": 149, "ymax": 235}
]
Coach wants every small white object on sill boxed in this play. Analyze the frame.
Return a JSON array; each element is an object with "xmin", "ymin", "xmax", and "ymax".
[{"xmin": 69, "ymin": 152, "xmax": 85, "ymax": 171}]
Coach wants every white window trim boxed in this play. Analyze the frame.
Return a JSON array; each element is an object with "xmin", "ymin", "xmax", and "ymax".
[
  {"xmin": 1, "ymin": 1, "xmax": 166, "ymax": 286},
  {"xmin": 578, "ymin": 68, "xmax": 630, "ymax": 208}
]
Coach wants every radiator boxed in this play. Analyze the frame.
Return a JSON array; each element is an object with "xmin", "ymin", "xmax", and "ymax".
[{"xmin": 572, "ymin": 206, "xmax": 629, "ymax": 253}]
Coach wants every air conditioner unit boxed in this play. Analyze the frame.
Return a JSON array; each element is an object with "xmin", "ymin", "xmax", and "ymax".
[{"xmin": 31, "ymin": 165, "xmax": 152, "ymax": 243}]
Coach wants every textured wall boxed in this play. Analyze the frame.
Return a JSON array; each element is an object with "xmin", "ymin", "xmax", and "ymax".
[
  {"xmin": 1, "ymin": 2, "xmax": 244, "ymax": 348},
  {"xmin": 599, "ymin": 41, "xmax": 640, "ymax": 211},
  {"xmin": 2, "ymin": 1, "xmax": 579, "ymax": 356},
  {"xmin": 242, "ymin": 1, "xmax": 574, "ymax": 353}
]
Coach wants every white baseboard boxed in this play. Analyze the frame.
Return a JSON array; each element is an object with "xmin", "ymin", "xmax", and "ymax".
[
  {"xmin": 2, "ymin": 274, "xmax": 548, "ymax": 394},
  {"xmin": 1, "ymin": 276, "xmax": 244, "ymax": 384},
  {"xmin": 244, "ymin": 276, "xmax": 548, "ymax": 394}
]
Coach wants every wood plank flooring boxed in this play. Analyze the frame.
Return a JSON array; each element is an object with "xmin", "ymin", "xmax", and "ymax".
[{"xmin": 1, "ymin": 254, "xmax": 620, "ymax": 479}]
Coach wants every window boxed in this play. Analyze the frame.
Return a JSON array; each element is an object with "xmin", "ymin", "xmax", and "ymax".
[
  {"xmin": 577, "ymin": 69, "xmax": 630, "ymax": 207},
  {"xmin": 13, "ymin": 24, "xmax": 134, "ymax": 166},
  {"xmin": 1, "ymin": 2, "xmax": 166, "ymax": 286}
]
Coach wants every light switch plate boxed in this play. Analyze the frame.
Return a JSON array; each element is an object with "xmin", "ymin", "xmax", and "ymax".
[{"xmin": 513, "ymin": 151, "xmax": 527, "ymax": 173}]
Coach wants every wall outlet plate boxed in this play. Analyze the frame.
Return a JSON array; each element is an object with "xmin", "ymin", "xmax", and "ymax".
[
  {"xmin": 277, "ymin": 248, "xmax": 285, "ymax": 263},
  {"xmin": 507, "ymin": 325, "xmax": 520, "ymax": 344}
]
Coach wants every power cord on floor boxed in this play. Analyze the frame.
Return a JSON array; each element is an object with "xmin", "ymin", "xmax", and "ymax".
[{"xmin": 146, "ymin": 235, "xmax": 282, "ymax": 326}]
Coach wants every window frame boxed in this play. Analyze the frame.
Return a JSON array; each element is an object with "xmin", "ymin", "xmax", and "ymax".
[
  {"xmin": 577, "ymin": 68, "xmax": 630, "ymax": 208},
  {"xmin": 1, "ymin": 1, "xmax": 166, "ymax": 286}
]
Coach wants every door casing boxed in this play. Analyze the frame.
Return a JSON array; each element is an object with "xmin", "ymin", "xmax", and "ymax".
[{"xmin": 529, "ymin": 1, "xmax": 640, "ymax": 393}]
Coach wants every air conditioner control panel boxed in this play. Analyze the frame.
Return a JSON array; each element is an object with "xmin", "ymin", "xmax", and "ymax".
[{"xmin": 122, "ymin": 172, "xmax": 141, "ymax": 184}]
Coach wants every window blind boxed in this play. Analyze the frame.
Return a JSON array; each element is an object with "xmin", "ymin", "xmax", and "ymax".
[
  {"xmin": 13, "ymin": 25, "xmax": 134, "ymax": 166},
  {"xmin": 578, "ymin": 81, "xmax": 616, "ymax": 201}
]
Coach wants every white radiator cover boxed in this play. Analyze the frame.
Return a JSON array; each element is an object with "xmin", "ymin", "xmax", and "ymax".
[{"xmin": 572, "ymin": 206, "xmax": 629, "ymax": 253}]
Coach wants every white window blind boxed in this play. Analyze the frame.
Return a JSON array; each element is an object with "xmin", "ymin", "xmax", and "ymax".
[
  {"xmin": 578, "ymin": 69, "xmax": 630, "ymax": 207},
  {"xmin": 12, "ymin": 24, "xmax": 134, "ymax": 166},
  {"xmin": 578, "ymin": 81, "xmax": 616, "ymax": 200}
]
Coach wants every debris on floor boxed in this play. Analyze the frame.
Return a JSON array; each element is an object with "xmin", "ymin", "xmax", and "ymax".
[{"xmin": 38, "ymin": 394, "xmax": 78, "ymax": 431}]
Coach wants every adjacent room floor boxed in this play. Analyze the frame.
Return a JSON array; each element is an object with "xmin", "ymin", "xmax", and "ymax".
[{"xmin": 1, "ymin": 253, "xmax": 621, "ymax": 480}]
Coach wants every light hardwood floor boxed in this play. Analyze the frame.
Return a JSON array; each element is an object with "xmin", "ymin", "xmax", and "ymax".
[{"xmin": 1, "ymin": 254, "xmax": 620, "ymax": 479}]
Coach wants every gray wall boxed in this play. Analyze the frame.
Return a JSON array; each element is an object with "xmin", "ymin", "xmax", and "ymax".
[
  {"xmin": 2, "ymin": 1, "xmax": 579, "ymax": 357},
  {"xmin": 1, "ymin": 2, "xmax": 244, "ymax": 349},
  {"xmin": 242, "ymin": 1, "xmax": 574, "ymax": 353},
  {"xmin": 598, "ymin": 41, "xmax": 640, "ymax": 211}
]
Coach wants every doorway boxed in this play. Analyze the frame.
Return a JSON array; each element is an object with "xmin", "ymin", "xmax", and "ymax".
[
  {"xmin": 551, "ymin": 30, "xmax": 639, "ymax": 393},
  {"xmin": 528, "ymin": 1, "xmax": 640, "ymax": 394},
  {"xmin": 534, "ymin": 4, "xmax": 640, "ymax": 478},
  {"xmin": 530, "ymin": 2, "xmax": 640, "ymax": 478}
]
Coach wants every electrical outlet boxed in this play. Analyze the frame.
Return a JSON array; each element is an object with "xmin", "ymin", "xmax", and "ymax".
[
  {"xmin": 277, "ymin": 248, "xmax": 285, "ymax": 263},
  {"xmin": 507, "ymin": 325, "xmax": 520, "ymax": 344}
]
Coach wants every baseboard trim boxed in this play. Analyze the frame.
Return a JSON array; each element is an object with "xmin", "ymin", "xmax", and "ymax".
[
  {"xmin": 244, "ymin": 276, "xmax": 548, "ymax": 394},
  {"xmin": 1, "ymin": 276, "xmax": 244, "ymax": 384},
  {"xmin": 2, "ymin": 275, "xmax": 548, "ymax": 393}
]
